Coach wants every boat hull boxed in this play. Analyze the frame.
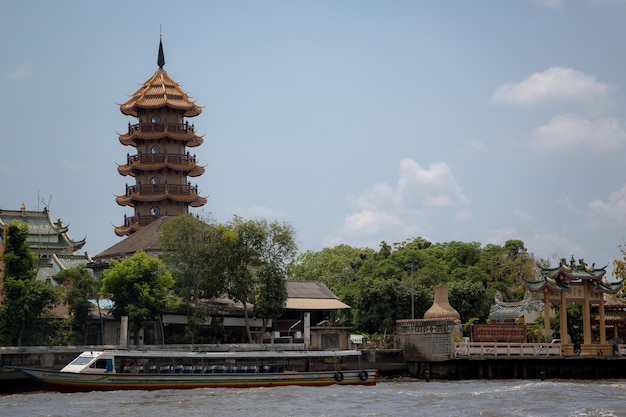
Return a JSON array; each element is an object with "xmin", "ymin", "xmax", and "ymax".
[{"xmin": 7, "ymin": 367, "xmax": 378, "ymax": 392}]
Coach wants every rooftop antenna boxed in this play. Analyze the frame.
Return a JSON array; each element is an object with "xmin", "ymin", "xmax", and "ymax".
[{"xmin": 157, "ymin": 25, "xmax": 165, "ymax": 70}]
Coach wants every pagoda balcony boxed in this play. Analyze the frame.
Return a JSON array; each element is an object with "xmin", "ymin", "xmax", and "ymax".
[
  {"xmin": 126, "ymin": 152, "xmax": 198, "ymax": 165},
  {"xmin": 123, "ymin": 183, "xmax": 200, "ymax": 197},
  {"xmin": 121, "ymin": 214, "xmax": 160, "ymax": 229},
  {"xmin": 128, "ymin": 121, "xmax": 195, "ymax": 135}
]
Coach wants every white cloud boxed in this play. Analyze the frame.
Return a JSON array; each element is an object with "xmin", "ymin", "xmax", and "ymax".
[
  {"xmin": 529, "ymin": 114, "xmax": 626, "ymax": 151},
  {"xmin": 492, "ymin": 67, "xmax": 610, "ymax": 106},
  {"xmin": 397, "ymin": 159, "xmax": 470, "ymax": 206},
  {"xmin": 589, "ymin": 184, "xmax": 626, "ymax": 222},
  {"xmin": 330, "ymin": 159, "xmax": 469, "ymax": 248}
]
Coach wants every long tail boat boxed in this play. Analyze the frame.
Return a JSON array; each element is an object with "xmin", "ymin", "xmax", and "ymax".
[{"xmin": 5, "ymin": 349, "xmax": 377, "ymax": 392}]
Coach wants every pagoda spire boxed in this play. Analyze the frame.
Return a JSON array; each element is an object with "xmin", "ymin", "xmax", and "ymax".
[{"xmin": 157, "ymin": 35, "xmax": 165, "ymax": 70}]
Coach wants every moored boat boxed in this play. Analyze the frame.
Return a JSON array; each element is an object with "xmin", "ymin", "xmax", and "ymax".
[{"xmin": 5, "ymin": 349, "xmax": 377, "ymax": 392}]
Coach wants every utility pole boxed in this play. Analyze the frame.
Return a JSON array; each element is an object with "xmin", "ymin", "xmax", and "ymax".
[{"xmin": 405, "ymin": 260, "xmax": 419, "ymax": 320}]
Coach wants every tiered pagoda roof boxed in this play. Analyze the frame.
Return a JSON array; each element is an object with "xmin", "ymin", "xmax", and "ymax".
[
  {"xmin": 0, "ymin": 204, "xmax": 92, "ymax": 287},
  {"xmin": 117, "ymin": 152, "xmax": 205, "ymax": 177},
  {"xmin": 0, "ymin": 204, "xmax": 86, "ymax": 256},
  {"xmin": 119, "ymin": 67, "xmax": 202, "ymax": 118},
  {"xmin": 525, "ymin": 256, "xmax": 623, "ymax": 295}
]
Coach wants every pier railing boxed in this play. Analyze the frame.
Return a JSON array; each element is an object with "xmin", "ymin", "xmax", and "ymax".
[{"xmin": 454, "ymin": 342, "xmax": 562, "ymax": 358}]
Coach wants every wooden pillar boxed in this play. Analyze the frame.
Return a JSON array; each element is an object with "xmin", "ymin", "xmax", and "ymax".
[
  {"xmin": 560, "ymin": 291, "xmax": 568, "ymax": 343},
  {"xmin": 543, "ymin": 290, "xmax": 551, "ymax": 339},
  {"xmin": 599, "ymin": 297, "xmax": 606, "ymax": 344},
  {"xmin": 583, "ymin": 282, "xmax": 592, "ymax": 345}
]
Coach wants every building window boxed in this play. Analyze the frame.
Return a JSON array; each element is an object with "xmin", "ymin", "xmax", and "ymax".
[
  {"xmin": 150, "ymin": 207, "xmax": 160, "ymax": 216},
  {"xmin": 151, "ymin": 115, "xmax": 161, "ymax": 123},
  {"xmin": 151, "ymin": 146, "xmax": 160, "ymax": 154},
  {"xmin": 150, "ymin": 177, "xmax": 159, "ymax": 185}
]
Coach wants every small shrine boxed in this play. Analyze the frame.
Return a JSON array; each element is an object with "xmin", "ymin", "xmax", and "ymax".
[
  {"xmin": 487, "ymin": 291, "xmax": 544, "ymax": 325},
  {"xmin": 524, "ymin": 256, "xmax": 624, "ymax": 354}
]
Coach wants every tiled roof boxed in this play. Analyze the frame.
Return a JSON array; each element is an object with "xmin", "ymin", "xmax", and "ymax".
[
  {"xmin": 488, "ymin": 293, "xmax": 544, "ymax": 321},
  {"xmin": 525, "ymin": 256, "xmax": 624, "ymax": 295},
  {"xmin": 93, "ymin": 216, "xmax": 172, "ymax": 262},
  {"xmin": 286, "ymin": 281, "xmax": 339, "ymax": 299},
  {"xmin": 0, "ymin": 207, "xmax": 86, "ymax": 253},
  {"xmin": 120, "ymin": 70, "xmax": 202, "ymax": 117},
  {"xmin": 117, "ymin": 161, "xmax": 205, "ymax": 177},
  {"xmin": 119, "ymin": 130, "xmax": 203, "ymax": 147},
  {"xmin": 285, "ymin": 281, "xmax": 350, "ymax": 310}
]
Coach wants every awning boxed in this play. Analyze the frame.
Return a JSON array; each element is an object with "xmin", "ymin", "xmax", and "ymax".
[{"xmin": 285, "ymin": 298, "xmax": 351, "ymax": 310}]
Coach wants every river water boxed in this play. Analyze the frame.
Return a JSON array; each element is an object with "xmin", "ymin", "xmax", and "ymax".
[{"xmin": 1, "ymin": 379, "xmax": 624, "ymax": 417}]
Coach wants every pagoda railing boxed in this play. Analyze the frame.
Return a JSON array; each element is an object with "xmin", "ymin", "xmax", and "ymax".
[
  {"xmin": 128, "ymin": 122, "xmax": 195, "ymax": 134},
  {"xmin": 121, "ymin": 214, "xmax": 160, "ymax": 228},
  {"xmin": 124, "ymin": 183, "xmax": 199, "ymax": 196},
  {"xmin": 126, "ymin": 152, "xmax": 197, "ymax": 165}
]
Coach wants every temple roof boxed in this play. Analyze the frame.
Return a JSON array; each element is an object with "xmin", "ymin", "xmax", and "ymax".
[
  {"xmin": 0, "ymin": 205, "xmax": 86, "ymax": 254},
  {"xmin": 120, "ymin": 39, "xmax": 201, "ymax": 118},
  {"xmin": 120, "ymin": 69, "xmax": 202, "ymax": 117},
  {"xmin": 525, "ymin": 255, "xmax": 623, "ymax": 295},
  {"xmin": 94, "ymin": 216, "xmax": 172, "ymax": 263},
  {"xmin": 488, "ymin": 291, "xmax": 544, "ymax": 321},
  {"xmin": 541, "ymin": 256, "xmax": 607, "ymax": 281}
]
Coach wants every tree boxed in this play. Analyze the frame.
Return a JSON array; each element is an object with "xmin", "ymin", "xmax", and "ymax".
[
  {"xmin": 287, "ymin": 244, "xmax": 375, "ymax": 293},
  {"xmin": 355, "ymin": 278, "xmax": 431, "ymax": 334},
  {"xmin": 224, "ymin": 217, "xmax": 297, "ymax": 343},
  {"xmin": 448, "ymin": 280, "xmax": 489, "ymax": 323},
  {"xmin": 0, "ymin": 222, "xmax": 60, "ymax": 346},
  {"xmin": 100, "ymin": 251, "xmax": 176, "ymax": 345},
  {"xmin": 254, "ymin": 262, "xmax": 288, "ymax": 340},
  {"xmin": 159, "ymin": 215, "xmax": 226, "ymax": 343},
  {"xmin": 58, "ymin": 265, "xmax": 99, "ymax": 344},
  {"xmin": 2, "ymin": 222, "xmax": 36, "ymax": 281}
]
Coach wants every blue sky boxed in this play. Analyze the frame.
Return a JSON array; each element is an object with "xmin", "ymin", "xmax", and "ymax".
[{"xmin": 2, "ymin": 1, "xmax": 626, "ymax": 276}]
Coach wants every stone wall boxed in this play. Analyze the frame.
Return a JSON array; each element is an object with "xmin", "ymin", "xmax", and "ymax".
[{"xmin": 396, "ymin": 318, "xmax": 456, "ymax": 362}]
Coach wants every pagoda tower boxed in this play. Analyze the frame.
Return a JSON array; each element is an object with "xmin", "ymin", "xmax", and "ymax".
[{"xmin": 114, "ymin": 39, "xmax": 206, "ymax": 236}]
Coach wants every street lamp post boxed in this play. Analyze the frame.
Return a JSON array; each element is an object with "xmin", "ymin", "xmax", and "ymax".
[{"xmin": 406, "ymin": 260, "xmax": 419, "ymax": 320}]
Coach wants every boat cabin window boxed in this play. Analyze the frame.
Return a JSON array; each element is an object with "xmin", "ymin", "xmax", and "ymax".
[
  {"xmin": 69, "ymin": 357, "xmax": 93, "ymax": 366},
  {"xmin": 91, "ymin": 358, "xmax": 113, "ymax": 371}
]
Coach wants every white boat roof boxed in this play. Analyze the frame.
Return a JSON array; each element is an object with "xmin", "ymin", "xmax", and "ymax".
[{"xmin": 80, "ymin": 349, "xmax": 362, "ymax": 360}]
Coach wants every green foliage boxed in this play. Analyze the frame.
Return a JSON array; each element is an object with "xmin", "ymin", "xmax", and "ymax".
[
  {"xmin": 159, "ymin": 215, "xmax": 226, "ymax": 343},
  {"xmin": 0, "ymin": 222, "xmax": 60, "ymax": 346},
  {"xmin": 2, "ymin": 222, "xmax": 36, "ymax": 281},
  {"xmin": 160, "ymin": 215, "xmax": 226, "ymax": 303},
  {"xmin": 288, "ymin": 236, "xmax": 537, "ymax": 335},
  {"xmin": 58, "ymin": 265, "xmax": 98, "ymax": 344},
  {"xmin": 254, "ymin": 262, "xmax": 288, "ymax": 322},
  {"xmin": 0, "ymin": 277, "xmax": 60, "ymax": 345},
  {"xmin": 448, "ymin": 281, "xmax": 488, "ymax": 323},
  {"xmin": 100, "ymin": 251, "xmax": 176, "ymax": 342},
  {"xmin": 355, "ymin": 278, "xmax": 408, "ymax": 334},
  {"xmin": 287, "ymin": 244, "xmax": 374, "ymax": 293},
  {"xmin": 222, "ymin": 216, "xmax": 297, "ymax": 342}
]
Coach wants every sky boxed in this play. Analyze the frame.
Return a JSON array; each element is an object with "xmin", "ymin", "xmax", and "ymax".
[{"xmin": 2, "ymin": 1, "xmax": 626, "ymax": 277}]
